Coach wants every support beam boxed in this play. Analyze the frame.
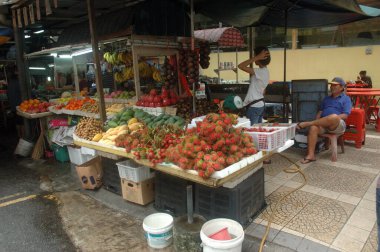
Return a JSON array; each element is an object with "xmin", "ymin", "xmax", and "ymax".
[
  {"xmin": 292, "ymin": 29, "xmax": 298, "ymax": 50},
  {"xmin": 13, "ymin": 20, "xmax": 32, "ymax": 139},
  {"xmin": 87, "ymin": 0, "xmax": 106, "ymax": 123}
]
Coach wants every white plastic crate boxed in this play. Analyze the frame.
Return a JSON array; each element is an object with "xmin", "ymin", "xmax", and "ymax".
[
  {"xmin": 116, "ymin": 159, "xmax": 151, "ymax": 182},
  {"xmin": 265, "ymin": 123, "xmax": 297, "ymax": 141},
  {"xmin": 245, "ymin": 127, "xmax": 287, "ymax": 151},
  {"xmin": 67, "ymin": 146, "xmax": 93, "ymax": 165}
]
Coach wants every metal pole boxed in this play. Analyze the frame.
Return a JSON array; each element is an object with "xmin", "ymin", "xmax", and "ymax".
[
  {"xmin": 72, "ymin": 56, "xmax": 80, "ymax": 93},
  {"xmin": 190, "ymin": 0, "xmax": 196, "ymax": 114},
  {"xmin": 217, "ymin": 45, "xmax": 220, "ymax": 84},
  {"xmin": 235, "ymin": 47, "xmax": 238, "ymax": 83},
  {"xmin": 186, "ymin": 185, "xmax": 193, "ymax": 224},
  {"xmin": 282, "ymin": 8, "xmax": 288, "ymax": 122},
  {"xmin": 87, "ymin": 0, "xmax": 106, "ymax": 123},
  {"xmin": 13, "ymin": 18, "xmax": 32, "ymax": 139}
]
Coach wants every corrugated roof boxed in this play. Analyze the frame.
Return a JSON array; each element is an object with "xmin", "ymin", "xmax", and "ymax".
[{"xmin": 194, "ymin": 27, "xmax": 245, "ymax": 47}]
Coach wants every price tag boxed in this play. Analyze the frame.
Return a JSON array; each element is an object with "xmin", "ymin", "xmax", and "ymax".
[{"xmin": 165, "ymin": 106, "xmax": 177, "ymax": 116}]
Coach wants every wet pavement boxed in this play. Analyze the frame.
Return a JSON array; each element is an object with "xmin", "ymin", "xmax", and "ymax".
[{"xmin": 0, "ymin": 129, "xmax": 76, "ymax": 252}]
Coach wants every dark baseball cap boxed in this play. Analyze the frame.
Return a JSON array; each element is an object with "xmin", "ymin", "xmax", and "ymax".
[{"xmin": 329, "ymin": 77, "xmax": 346, "ymax": 87}]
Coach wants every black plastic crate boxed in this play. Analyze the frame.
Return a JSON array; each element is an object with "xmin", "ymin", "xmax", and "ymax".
[
  {"xmin": 154, "ymin": 172, "xmax": 191, "ymax": 216},
  {"xmin": 101, "ymin": 158, "xmax": 122, "ymax": 196},
  {"xmin": 194, "ymin": 168, "xmax": 265, "ymax": 228},
  {"xmin": 291, "ymin": 79, "xmax": 328, "ymax": 124}
]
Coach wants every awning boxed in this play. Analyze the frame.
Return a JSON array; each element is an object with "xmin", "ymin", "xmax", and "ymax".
[
  {"xmin": 194, "ymin": 27, "xmax": 245, "ymax": 48},
  {"xmin": 193, "ymin": 0, "xmax": 380, "ymax": 28}
]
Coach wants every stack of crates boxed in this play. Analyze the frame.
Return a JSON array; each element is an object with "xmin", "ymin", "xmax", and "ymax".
[
  {"xmin": 194, "ymin": 168, "xmax": 265, "ymax": 228},
  {"xmin": 116, "ymin": 159, "xmax": 154, "ymax": 205},
  {"xmin": 291, "ymin": 79, "xmax": 328, "ymax": 152}
]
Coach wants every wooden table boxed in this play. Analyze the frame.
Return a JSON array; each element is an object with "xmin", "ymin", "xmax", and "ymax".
[
  {"xmin": 346, "ymin": 90, "xmax": 380, "ymax": 123},
  {"xmin": 74, "ymin": 137, "xmax": 294, "ymax": 188}
]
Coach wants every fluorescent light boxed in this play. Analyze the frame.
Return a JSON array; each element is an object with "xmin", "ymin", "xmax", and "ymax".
[
  {"xmin": 72, "ymin": 48, "xmax": 92, "ymax": 56},
  {"xmin": 29, "ymin": 67, "xmax": 46, "ymax": 70},
  {"xmin": 24, "ymin": 35, "xmax": 30, "ymax": 38},
  {"xmin": 50, "ymin": 53, "xmax": 57, "ymax": 57},
  {"xmin": 47, "ymin": 76, "xmax": 51, "ymax": 81},
  {"xmin": 34, "ymin": 30, "xmax": 44, "ymax": 34},
  {"xmin": 59, "ymin": 54, "xmax": 72, "ymax": 58},
  {"xmin": 48, "ymin": 64, "xmax": 55, "ymax": 68}
]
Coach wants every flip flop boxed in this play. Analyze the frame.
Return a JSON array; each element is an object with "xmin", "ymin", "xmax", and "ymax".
[
  {"xmin": 296, "ymin": 122, "xmax": 305, "ymax": 130},
  {"xmin": 301, "ymin": 158, "xmax": 316, "ymax": 164}
]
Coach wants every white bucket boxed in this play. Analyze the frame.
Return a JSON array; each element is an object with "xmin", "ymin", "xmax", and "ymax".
[
  {"xmin": 14, "ymin": 138, "xmax": 34, "ymax": 157},
  {"xmin": 143, "ymin": 213, "xmax": 174, "ymax": 249},
  {"xmin": 200, "ymin": 218, "xmax": 244, "ymax": 252}
]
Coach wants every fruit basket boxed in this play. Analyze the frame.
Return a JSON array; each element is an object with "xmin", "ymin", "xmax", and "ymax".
[{"xmin": 244, "ymin": 127, "xmax": 286, "ymax": 151}]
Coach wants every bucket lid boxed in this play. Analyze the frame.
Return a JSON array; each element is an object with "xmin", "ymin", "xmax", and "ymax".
[
  {"xmin": 223, "ymin": 95, "xmax": 243, "ymax": 110},
  {"xmin": 208, "ymin": 227, "xmax": 231, "ymax": 240}
]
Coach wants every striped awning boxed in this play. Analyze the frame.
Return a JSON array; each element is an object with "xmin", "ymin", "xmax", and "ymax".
[{"xmin": 194, "ymin": 27, "xmax": 245, "ymax": 48}]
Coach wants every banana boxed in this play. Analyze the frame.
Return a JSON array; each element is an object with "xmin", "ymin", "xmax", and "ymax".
[{"xmin": 103, "ymin": 52, "xmax": 110, "ymax": 62}]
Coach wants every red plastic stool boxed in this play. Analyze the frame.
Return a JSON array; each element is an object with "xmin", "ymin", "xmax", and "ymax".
[
  {"xmin": 344, "ymin": 108, "xmax": 366, "ymax": 148},
  {"xmin": 376, "ymin": 116, "xmax": 380, "ymax": 132}
]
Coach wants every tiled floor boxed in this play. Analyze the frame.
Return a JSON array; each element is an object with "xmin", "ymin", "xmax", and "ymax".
[{"xmin": 245, "ymin": 127, "xmax": 379, "ymax": 252}]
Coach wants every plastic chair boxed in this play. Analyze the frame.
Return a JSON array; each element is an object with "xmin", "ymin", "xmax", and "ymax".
[
  {"xmin": 320, "ymin": 133, "xmax": 344, "ymax": 162},
  {"xmin": 343, "ymin": 108, "xmax": 366, "ymax": 148},
  {"xmin": 367, "ymin": 98, "xmax": 379, "ymax": 123}
]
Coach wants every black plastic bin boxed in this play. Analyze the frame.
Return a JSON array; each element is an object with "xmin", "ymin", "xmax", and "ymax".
[
  {"xmin": 101, "ymin": 158, "xmax": 122, "ymax": 196},
  {"xmin": 154, "ymin": 171, "xmax": 192, "ymax": 216},
  {"xmin": 194, "ymin": 168, "xmax": 265, "ymax": 228}
]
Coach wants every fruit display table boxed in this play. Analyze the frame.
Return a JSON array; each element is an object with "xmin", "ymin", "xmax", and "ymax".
[
  {"xmin": 73, "ymin": 134, "xmax": 294, "ymax": 187},
  {"xmin": 16, "ymin": 106, "xmax": 53, "ymax": 119}
]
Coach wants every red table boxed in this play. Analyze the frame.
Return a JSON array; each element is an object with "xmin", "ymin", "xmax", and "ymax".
[
  {"xmin": 347, "ymin": 88, "xmax": 380, "ymax": 92},
  {"xmin": 346, "ymin": 83, "xmax": 369, "ymax": 88},
  {"xmin": 346, "ymin": 90, "xmax": 380, "ymax": 123}
]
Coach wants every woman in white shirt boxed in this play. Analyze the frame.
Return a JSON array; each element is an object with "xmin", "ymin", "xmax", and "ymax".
[{"xmin": 238, "ymin": 46, "xmax": 271, "ymax": 125}]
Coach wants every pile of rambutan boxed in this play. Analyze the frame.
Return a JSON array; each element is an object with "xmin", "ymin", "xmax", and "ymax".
[{"xmin": 165, "ymin": 112, "xmax": 257, "ymax": 178}]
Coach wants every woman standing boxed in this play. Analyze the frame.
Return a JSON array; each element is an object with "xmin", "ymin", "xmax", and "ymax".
[{"xmin": 238, "ymin": 46, "xmax": 271, "ymax": 125}]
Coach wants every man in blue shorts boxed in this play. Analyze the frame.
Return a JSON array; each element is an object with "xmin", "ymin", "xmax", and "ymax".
[{"xmin": 296, "ymin": 77, "xmax": 352, "ymax": 164}]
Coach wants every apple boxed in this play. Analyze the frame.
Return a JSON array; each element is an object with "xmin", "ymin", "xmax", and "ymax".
[
  {"xmin": 150, "ymin": 89, "xmax": 157, "ymax": 96},
  {"xmin": 161, "ymin": 88, "xmax": 169, "ymax": 98},
  {"xmin": 162, "ymin": 98, "xmax": 171, "ymax": 106},
  {"xmin": 153, "ymin": 96, "xmax": 161, "ymax": 103}
]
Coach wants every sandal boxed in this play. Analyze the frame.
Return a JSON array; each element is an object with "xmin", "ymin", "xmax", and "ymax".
[
  {"xmin": 300, "ymin": 158, "xmax": 316, "ymax": 164},
  {"xmin": 296, "ymin": 122, "xmax": 305, "ymax": 130}
]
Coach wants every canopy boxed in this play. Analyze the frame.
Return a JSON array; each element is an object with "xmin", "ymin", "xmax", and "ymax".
[
  {"xmin": 193, "ymin": 0, "xmax": 380, "ymax": 28},
  {"xmin": 194, "ymin": 27, "xmax": 245, "ymax": 48}
]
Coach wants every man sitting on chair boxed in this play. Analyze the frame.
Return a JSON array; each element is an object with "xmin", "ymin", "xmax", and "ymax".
[{"xmin": 296, "ymin": 77, "xmax": 352, "ymax": 164}]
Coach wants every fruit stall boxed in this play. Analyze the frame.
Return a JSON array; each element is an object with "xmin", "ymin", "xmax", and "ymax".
[{"xmin": 13, "ymin": 10, "xmax": 296, "ymax": 225}]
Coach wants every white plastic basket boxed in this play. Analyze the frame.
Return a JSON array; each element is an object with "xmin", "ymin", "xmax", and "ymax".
[
  {"xmin": 67, "ymin": 146, "xmax": 93, "ymax": 165},
  {"xmin": 245, "ymin": 127, "xmax": 287, "ymax": 151},
  {"xmin": 116, "ymin": 159, "xmax": 151, "ymax": 182},
  {"xmin": 265, "ymin": 123, "xmax": 297, "ymax": 141}
]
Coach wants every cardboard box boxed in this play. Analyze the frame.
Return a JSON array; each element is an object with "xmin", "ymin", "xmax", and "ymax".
[
  {"xmin": 121, "ymin": 177, "xmax": 155, "ymax": 205},
  {"xmin": 75, "ymin": 156, "xmax": 103, "ymax": 190}
]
